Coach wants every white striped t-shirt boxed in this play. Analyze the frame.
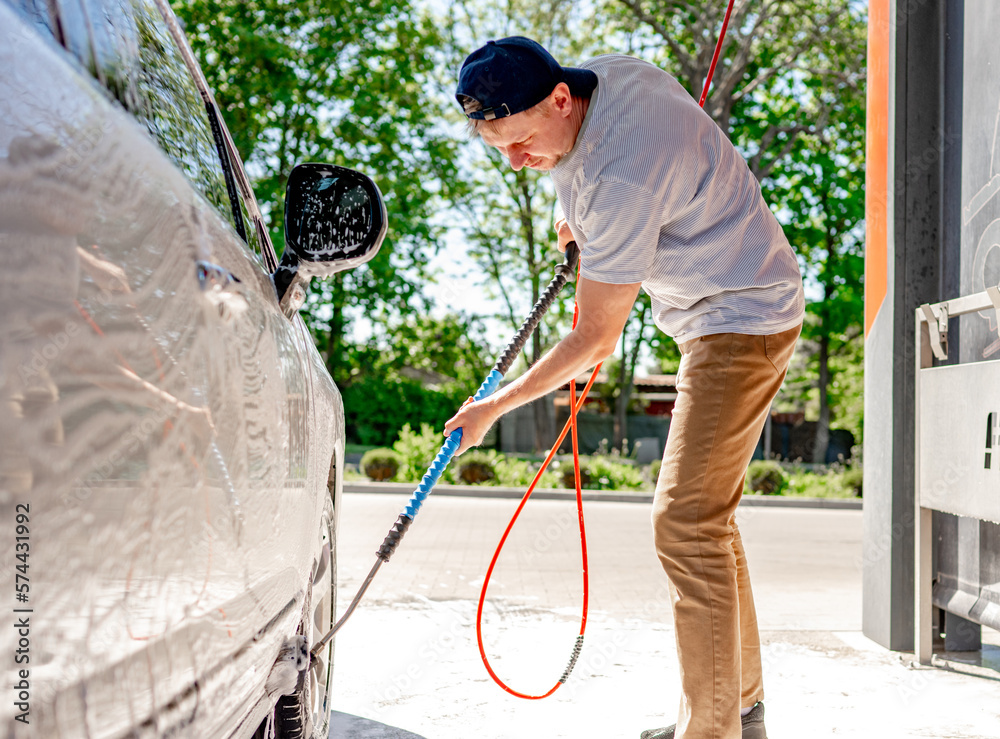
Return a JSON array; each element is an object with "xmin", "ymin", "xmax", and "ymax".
[{"xmin": 550, "ymin": 55, "xmax": 804, "ymax": 341}]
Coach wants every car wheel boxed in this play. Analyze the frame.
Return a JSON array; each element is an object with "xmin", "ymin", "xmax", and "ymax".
[{"xmin": 269, "ymin": 495, "xmax": 336, "ymax": 738}]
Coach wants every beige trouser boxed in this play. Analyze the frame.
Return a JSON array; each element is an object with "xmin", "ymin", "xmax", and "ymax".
[{"xmin": 652, "ymin": 325, "xmax": 801, "ymax": 739}]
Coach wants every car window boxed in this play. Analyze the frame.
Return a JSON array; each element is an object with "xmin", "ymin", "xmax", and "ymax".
[
  {"xmin": 50, "ymin": 0, "xmax": 251, "ymax": 251},
  {"xmin": 6, "ymin": 0, "xmax": 60, "ymax": 46},
  {"xmin": 237, "ymin": 189, "xmax": 265, "ymax": 260}
]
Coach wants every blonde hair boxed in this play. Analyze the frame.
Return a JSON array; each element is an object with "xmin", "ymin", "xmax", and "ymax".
[{"xmin": 464, "ymin": 94, "xmax": 553, "ymax": 139}]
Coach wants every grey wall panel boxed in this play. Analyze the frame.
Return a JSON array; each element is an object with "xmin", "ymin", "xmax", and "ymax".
[
  {"xmin": 925, "ymin": 0, "xmax": 1000, "ymax": 641},
  {"xmin": 863, "ymin": 0, "xmax": 947, "ymax": 652},
  {"xmin": 868, "ymin": 0, "xmax": 1000, "ymax": 650},
  {"xmin": 863, "ymin": 309, "xmax": 901, "ymax": 649},
  {"xmin": 918, "ymin": 361, "xmax": 1000, "ymax": 522},
  {"xmin": 959, "ymin": 0, "xmax": 1000, "ymax": 363}
]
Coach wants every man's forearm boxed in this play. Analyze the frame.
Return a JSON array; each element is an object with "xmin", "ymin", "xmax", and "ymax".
[
  {"xmin": 444, "ymin": 276, "xmax": 640, "ymax": 453},
  {"xmin": 486, "ymin": 328, "xmax": 611, "ymax": 417}
]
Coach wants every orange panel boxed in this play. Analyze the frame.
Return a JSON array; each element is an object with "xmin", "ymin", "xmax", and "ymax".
[{"xmin": 865, "ymin": 0, "xmax": 891, "ymax": 336}]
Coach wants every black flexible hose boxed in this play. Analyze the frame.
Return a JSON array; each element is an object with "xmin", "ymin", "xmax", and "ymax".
[
  {"xmin": 493, "ymin": 241, "xmax": 579, "ymax": 376},
  {"xmin": 310, "ymin": 242, "xmax": 581, "ymax": 657}
]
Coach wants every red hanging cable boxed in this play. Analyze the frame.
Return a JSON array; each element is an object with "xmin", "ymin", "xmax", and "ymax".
[
  {"xmin": 699, "ymin": 0, "xmax": 736, "ymax": 108},
  {"xmin": 475, "ymin": 0, "xmax": 737, "ymax": 697},
  {"xmin": 475, "ymin": 285, "xmax": 600, "ymax": 699}
]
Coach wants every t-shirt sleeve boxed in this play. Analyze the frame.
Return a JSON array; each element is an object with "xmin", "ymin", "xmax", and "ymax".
[{"xmin": 574, "ymin": 179, "xmax": 660, "ymax": 284}]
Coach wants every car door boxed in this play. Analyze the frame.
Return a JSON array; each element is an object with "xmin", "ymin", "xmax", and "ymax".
[{"xmin": 0, "ymin": 1, "xmax": 339, "ymax": 736}]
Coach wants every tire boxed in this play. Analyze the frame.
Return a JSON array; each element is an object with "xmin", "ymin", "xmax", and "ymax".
[{"xmin": 265, "ymin": 495, "xmax": 336, "ymax": 739}]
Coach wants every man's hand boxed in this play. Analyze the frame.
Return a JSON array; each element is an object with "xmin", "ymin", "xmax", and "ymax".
[
  {"xmin": 441, "ymin": 276, "xmax": 641, "ymax": 457},
  {"xmin": 443, "ymin": 399, "xmax": 501, "ymax": 456},
  {"xmin": 554, "ymin": 217, "xmax": 575, "ymax": 254}
]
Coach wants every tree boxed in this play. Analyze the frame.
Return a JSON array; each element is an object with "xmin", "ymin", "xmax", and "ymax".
[
  {"xmin": 339, "ymin": 313, "xmax": 494, "ymax": 445},
  {"xmin": 441, "ymin": 0, "xmax": 588, "ymax": 451},
  {"xmin": 757, "ymin": 10, "xmax": 867, "ymax": 460},
  {"xmin": 775, "ymin": 110, "xmax": 866, "ymax": 459},
  {"xmin": 607, "ymin": 0, "xmax": 862, "ymax": 177},
  {"xmin": 171, "ymin": 0, "xmax": 460, "ymax": 385},
  {"xmin": 605, "ymin": 0, "xmax": 868, "ymax": 458},
  {"xmin": 585, "ymin": 290, "xmax": 652, "ymax": 450}
]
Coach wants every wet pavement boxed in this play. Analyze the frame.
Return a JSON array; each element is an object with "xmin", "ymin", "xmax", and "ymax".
[{"xmin": 328, "ymin": 492, "xmax": 1000, "ymax": 738}]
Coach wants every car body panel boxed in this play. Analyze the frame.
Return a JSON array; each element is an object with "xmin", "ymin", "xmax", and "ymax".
[{"xmin": 0, "ymin": 3, "xmax": 343, "ymax": 736}]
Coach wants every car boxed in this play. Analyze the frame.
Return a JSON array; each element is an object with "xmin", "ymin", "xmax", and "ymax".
[{"xmin": 0, "ymin": 0, "xmax": 385, "ymax": 736}]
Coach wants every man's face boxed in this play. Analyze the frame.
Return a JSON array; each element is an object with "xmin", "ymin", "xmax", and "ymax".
[{"xmin": 479, "ymin": 91, "xmax": 578, "ymax": 172}]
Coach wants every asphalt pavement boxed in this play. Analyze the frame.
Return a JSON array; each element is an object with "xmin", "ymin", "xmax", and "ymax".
[{"xmin": 327, "ymin": 492, "xmax": 1000, "ymax": 739}]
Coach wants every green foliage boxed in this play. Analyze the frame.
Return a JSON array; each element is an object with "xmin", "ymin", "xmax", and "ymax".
[
  {"xmin": 561, "ymin": 461, "xmax": 592, "ymax": 489},
  {"xmin": 746, "ymin": 461, "xmax": 788, "ymax": 495},
  {"xmin": 343, "ymin": 464, "xmax": 367, "ymax": 482},
  {"xmin": 826, "ymin": 332, "xmax": 864, "ymax": 445},
  {"xmin": 360, "ymin": 448, "xmax": 401, "ymax": 481},
  {"xmin": 591, "ymin": 457, "xmax": 646, "ymax": 490},
  {"xmin": 354, "ymin": 313, "xmax": 494, "ymax": 390},
  {"xmin": 172, "ymin": 0, "xmax": 461, "ymax": 390},
  {"xmin": 649, "ymin": 458, "xmax": 662, "ymax": 484},
  {"xmin": 564, "ymin": 456, "xmax": 645, "ymax": 491},
  {"xmin": 494, "ymin": 455, "xmax": 559, "ymax": 489},
  {"xmin": 173, "ymin": 0, "xmax": 869, "ymax": 455},
  {"xmin": 779, "ymin": 324, "xmax": 865, "ymax": 447},
  {"xmin": 782, "ymin": 464, "xmax": 862, "ymax": 499},
  {"xmin": 391, "ymin": 423, "xmax": 455, "ymax": 484},
  {"xmin": 337, "ymin": 313, "xmax": 493, "ymax": 445},
  {"xmin": 841, "ymin": 466, "xmax": 863, "ymax": 497},
  {"xmin": 745, "ymin": 6, "xmax": 867, "ymax": 453},
  {"xmin": 455, "ymin": 450, "xmax": 497, "ymax": 484},
  {"xmin": 341, "ymin": 378, "xmax": 466, "ymax": 447}
]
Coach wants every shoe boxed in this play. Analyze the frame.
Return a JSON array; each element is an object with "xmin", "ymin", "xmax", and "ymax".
[{"xmin": 640, "ymin": 701, "xmax": 766, "ymax": 739}]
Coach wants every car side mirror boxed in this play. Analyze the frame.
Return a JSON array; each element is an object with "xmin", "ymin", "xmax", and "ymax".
[{"xmin": 274, "ymin": 163, "xmax": 387, "ymax": 316}]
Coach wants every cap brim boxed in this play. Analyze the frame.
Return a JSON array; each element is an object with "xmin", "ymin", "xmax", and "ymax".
[{"xmin": 563, "ymin": 67, "xmax": 598, "ymax": 98}]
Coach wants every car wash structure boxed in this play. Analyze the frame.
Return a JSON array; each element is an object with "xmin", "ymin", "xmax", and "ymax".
[{"xmin": 864, "ymin": 0, "xmax": 1000, "ymax": 661}]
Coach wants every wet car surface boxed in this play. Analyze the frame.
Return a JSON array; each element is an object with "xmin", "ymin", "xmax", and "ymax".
[{"xmin": 1, "ymin": 1, "xmax": 382, "ymax": 736}]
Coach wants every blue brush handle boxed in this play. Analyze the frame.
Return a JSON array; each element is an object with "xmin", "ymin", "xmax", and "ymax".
[
  {"xmin": 374, "ymin": 245, "xmax": 579, "ymax": 563},
  {"xmin": 404, "ymin": 368, "xmax": 502, "ymax": 518},
  {"xmin": 375, "ymin": 369, "xmax": 503, "ymax": 562}
]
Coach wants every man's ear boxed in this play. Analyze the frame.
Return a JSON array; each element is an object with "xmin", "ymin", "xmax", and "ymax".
[{"xmin": 550, "ymin": 82, "xmax": 573, "ymax": 118}]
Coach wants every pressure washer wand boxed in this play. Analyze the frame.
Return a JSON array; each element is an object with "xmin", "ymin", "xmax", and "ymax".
[{"xmin": 311, "ymin": 242, "xmax": 580, "ymax": 657}]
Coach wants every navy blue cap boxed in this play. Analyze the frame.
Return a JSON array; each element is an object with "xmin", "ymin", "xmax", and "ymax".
[{"xmin": 456, "ymin": 36, "xmax": 597, "ymax": 121}]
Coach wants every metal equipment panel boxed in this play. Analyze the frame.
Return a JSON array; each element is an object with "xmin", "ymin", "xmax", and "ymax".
[{"xmin": 918, "ymin": 361, "xmax": 1000, "ymax": 524}]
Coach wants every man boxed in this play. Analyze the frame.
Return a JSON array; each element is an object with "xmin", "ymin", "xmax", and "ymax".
[{"xmin": 444, "ymin": 37, "xmax": 804, "ymax": 739}]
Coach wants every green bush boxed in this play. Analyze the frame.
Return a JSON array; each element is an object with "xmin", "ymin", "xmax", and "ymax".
[
  {"xmin": 495, "ymin": 455, "xmax": 559, "ymax": 488},
  {"xmin": 455, "ymin": 450, "xmax": 496, "ymax": 484},
  {"xmin": 562, "ymin": 456, "xmax": 644, "ymax": 491},
  {"xmin": 561, "ymin": 461, "xmax": 592, "ymax": 489},
  {"xmin": 342, "ymin": 378, "xmax": 469, "ymax": 447},
  {"xmin": 840, "ymin": 467, "xmax": 863, "ymax": 497},
  {"xmin": 746, "ymin": 460, "xmax": 787, "ymax": 495},
  {"xmin": 649, "ymin": 458, "xmax": 662, "ymax": 484},
  {"xmin": 589, "ymin": 456, "xmax": 645, "ymax": 490},
  {"xmin": 392, "ymin": 423, "xmax": 455, "ymax": 484},
  {"xmin": 343, "ymin": 464, "xmax": 367, "ymax": 482},
  {"xmin": 360, "ymin": 448, "xmax": 401, "ymax": 482},
  {"xmin": 782, "ymin": 464, "xmax": 862, "ymax": 498}
]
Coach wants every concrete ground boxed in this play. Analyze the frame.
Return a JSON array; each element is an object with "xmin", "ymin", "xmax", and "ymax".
[{"xmin": 328, "ymin": 492, "xmax": 1000, "ymax": 739}]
